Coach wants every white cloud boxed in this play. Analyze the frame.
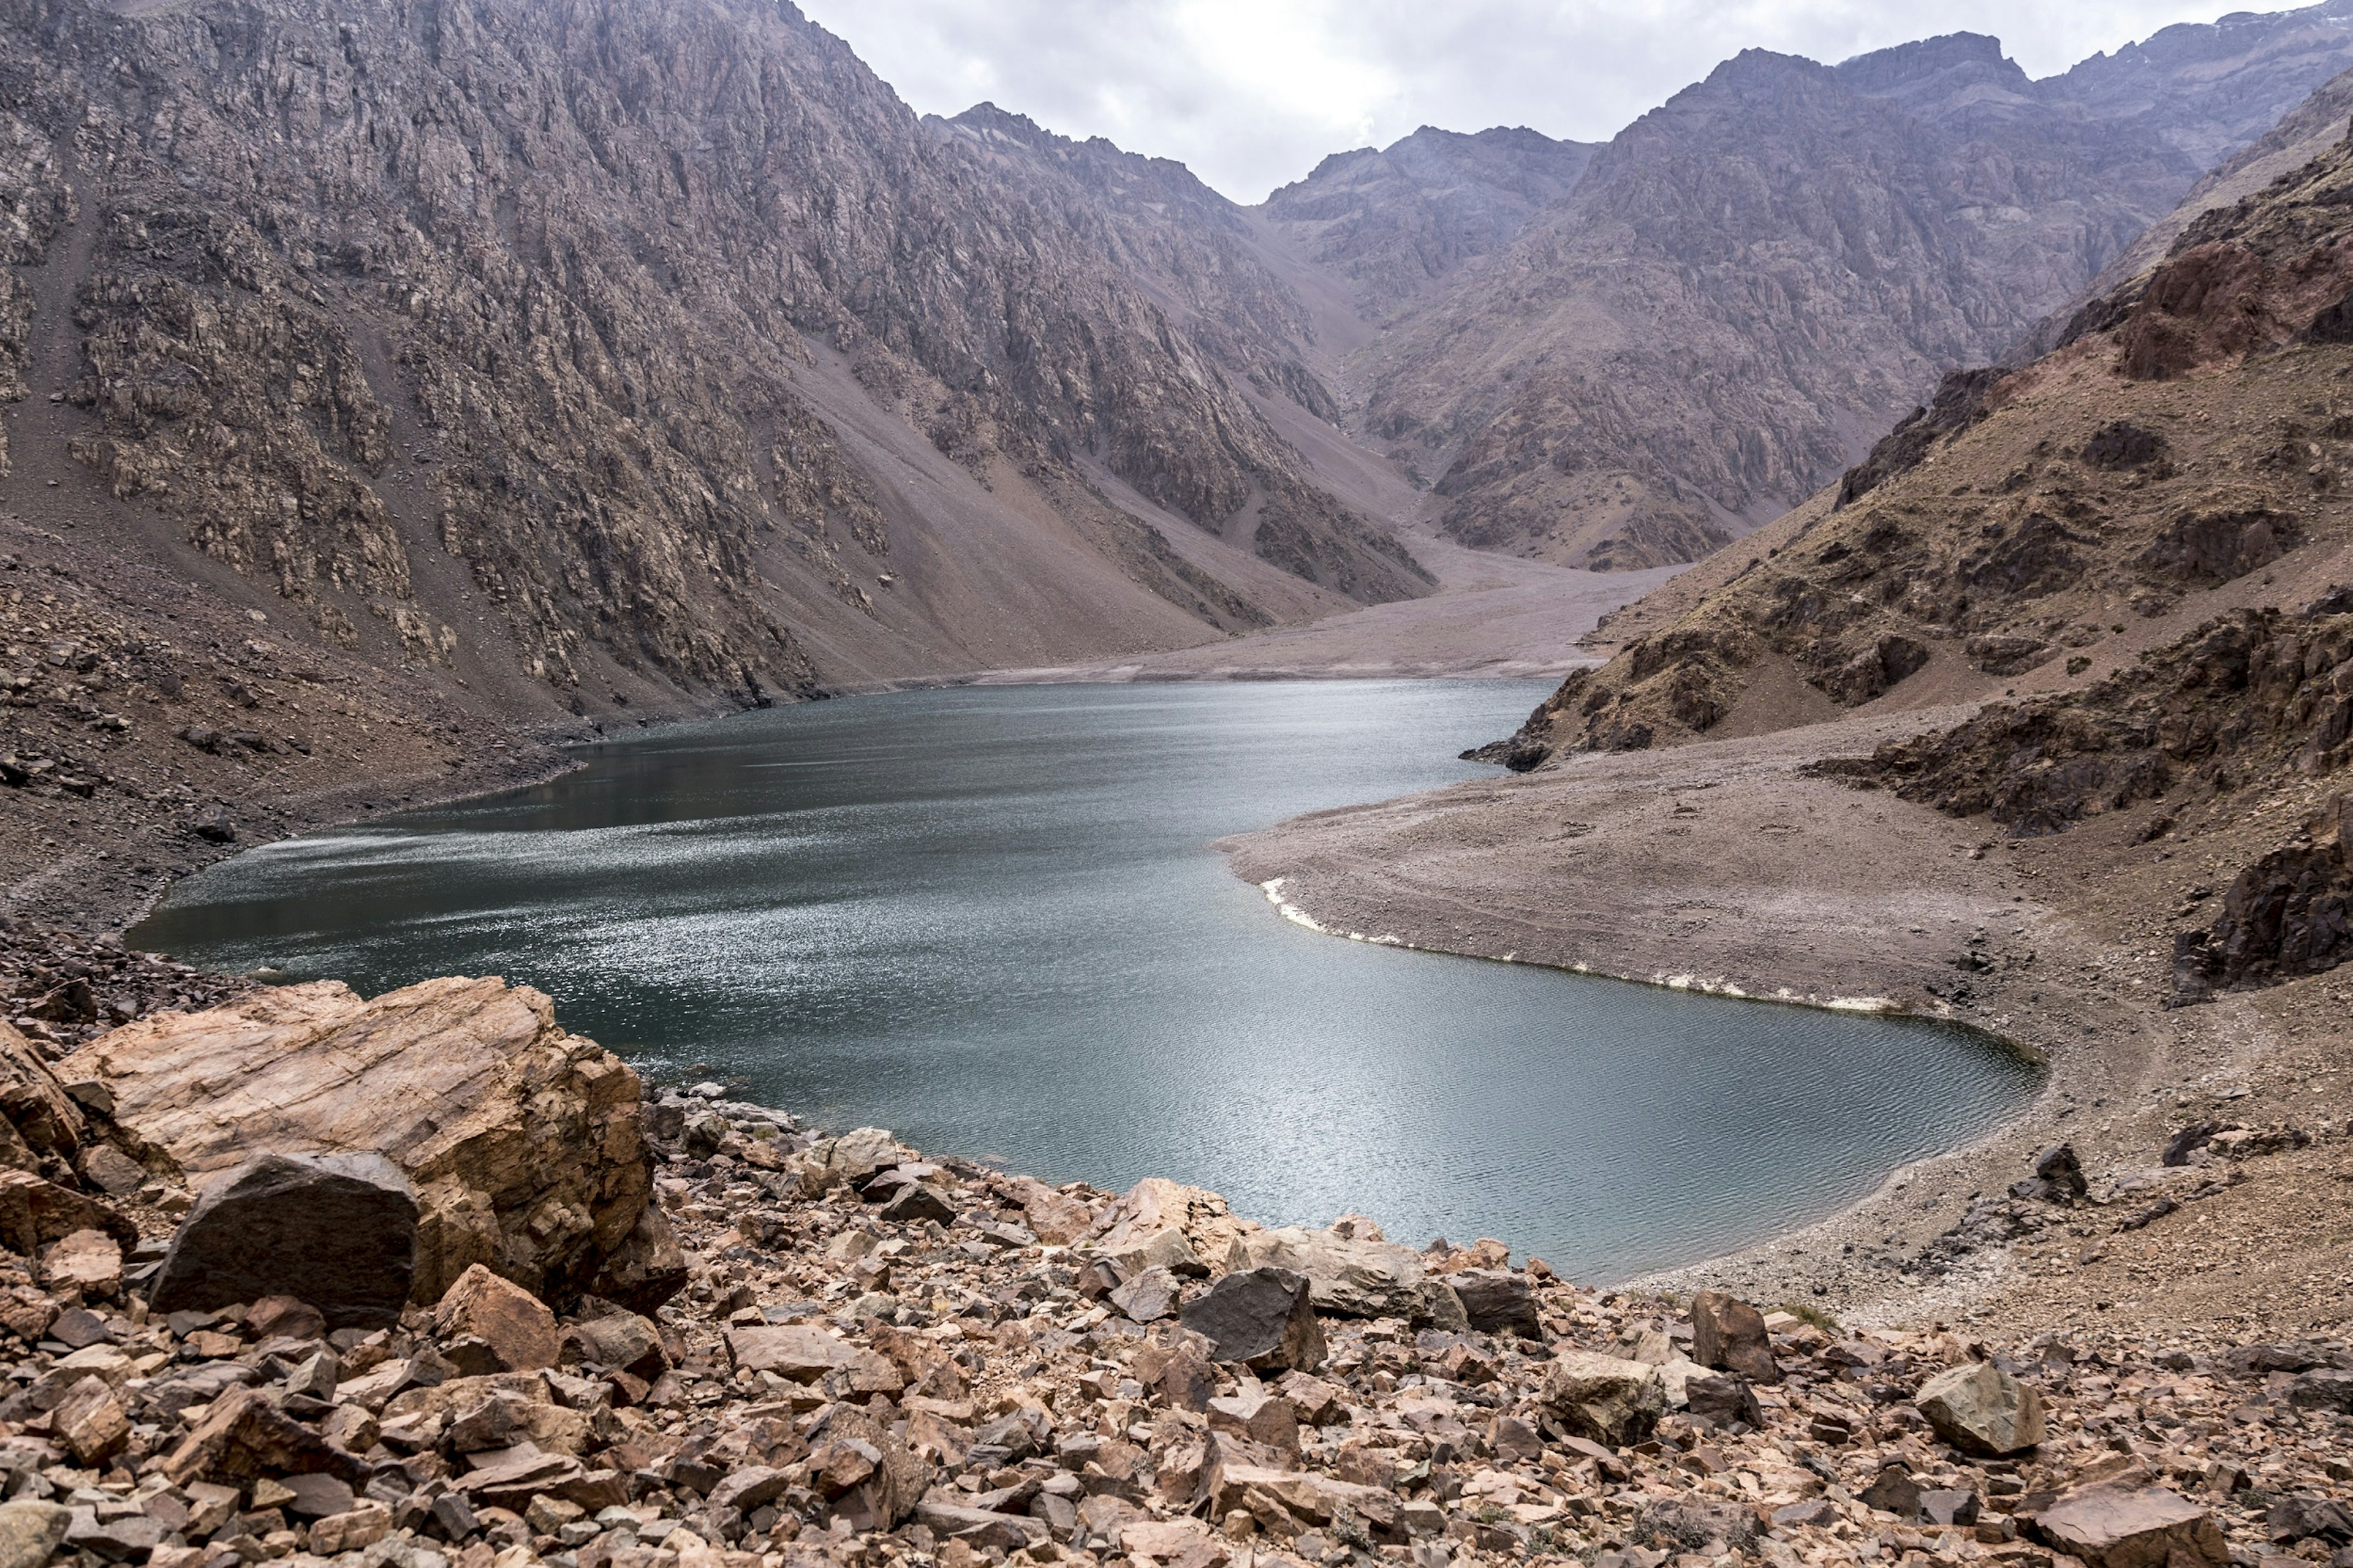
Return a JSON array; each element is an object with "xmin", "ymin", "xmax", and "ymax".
[{"xmin": 795, "ymin": 0, "xmax": 2262, "ymax": 201}]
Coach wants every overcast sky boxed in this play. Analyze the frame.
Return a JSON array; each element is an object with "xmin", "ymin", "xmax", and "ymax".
[{"xmin": 795, "ymin": 0, "xmax": 2272, "ymax": 202}]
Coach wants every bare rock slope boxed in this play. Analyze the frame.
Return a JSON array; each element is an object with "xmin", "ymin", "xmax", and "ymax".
[{"xmin": 1321, "ymin": 11, "xmax": 2353, "ymax": 572}]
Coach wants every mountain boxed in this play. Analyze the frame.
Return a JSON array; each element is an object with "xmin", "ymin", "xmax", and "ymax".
[
  {"xmin": 0, "ymin": 0, "xmax": 1428, "ymax": 724},
  {"xmin": 1259, "ymin": 125, "xmax": 1599, "ymax": 322},
  {"xmin": 1482, "ymin": 96, "xmax": 2353, "ymax": 771},
  {"xmin": 1324, "ymin": 9, "xmax": 2353, "ymax": 572}
]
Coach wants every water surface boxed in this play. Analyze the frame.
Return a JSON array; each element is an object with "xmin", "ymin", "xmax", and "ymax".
[{"xmin": 135, "ymin": 681, "xmax": 2036, "ymax": 1280}]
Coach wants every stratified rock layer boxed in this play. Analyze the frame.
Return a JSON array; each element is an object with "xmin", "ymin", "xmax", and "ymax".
[{"xmin": 58, "ymin": 976, "xmax": 678, "ymax": 1309}]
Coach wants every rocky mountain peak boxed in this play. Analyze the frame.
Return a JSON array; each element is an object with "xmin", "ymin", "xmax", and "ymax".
[{"xmin": 1835, "ymin": 32, "xmax": 2033, "ymax": 104}]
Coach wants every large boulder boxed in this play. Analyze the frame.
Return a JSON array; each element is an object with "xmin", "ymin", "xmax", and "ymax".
[
  {"xmin": 0, "ymin": 1168, "xmax": 134, "ymax": 1257},
  {"xmin": 1179, "ymin": 1268, "xmax": 1326, "ymax": 1373},
  {"xmin": 1451, "ymin": 1270, "xmax": 1542, "ymax": 1338},
  {"xmin": 2024, "ymin": 1486, "xmax": 2226, "ymax": 1568},
  {"xmin": 433, "ymin": 1262, "xmax": 560, "ymax": 1372},
  {"xmin": 0, "ymin": 1022, "xmax": 90, "ymax": 1178},
  {"xmin": 59, "ymin": 977, "xmax": 683, "ymax": 1309},
  {"xmin": 1540, "ymin": 1350, "xmax": 1666, "ymax": 1447},
  {"xmin": 1690, "ymin": 1291, "xmax": 1781, "ymax": 1383},
  {"xmin": 1224, "ymin": 1225, "xmax": 1467, "ymax": 1327},
  {"xmin": 148, "ymin": 1152, "xmax": 417, "ymax": 1330},
  {"xmin": 794, "ymin": 1129, "xmax": 906, "ymax": 1195},
  {"xmin": 1915, "ymin": 1360, "xmax": 2045, "ymax": 1456},
  {"xmin": 1083, "ymin": 1178, "xmax": 1254, "ymax": 1279}
]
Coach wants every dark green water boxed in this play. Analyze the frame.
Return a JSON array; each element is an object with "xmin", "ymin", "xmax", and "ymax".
[{"xmin": 134, "ymin": 681, "xmax": 2036, "ymax": 1281}]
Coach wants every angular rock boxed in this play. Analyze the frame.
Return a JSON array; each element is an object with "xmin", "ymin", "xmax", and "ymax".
[
  {"xmin": 147, "ymin": 1151, "xmax": 418, "ymax": 1330},
  {"xmin": 1641, "ymin": 1496, "xmax": 1759, "ymax": 1553},
  {"xmin": 1922, "ymin": 1490, "xmax": 1982, "ymax": 1528},
  {"xmin": 1207, "ymin": 1390, "xmax": 1301, "ymax": 1455},
  {"xmin": 61, "ymin": 977, "xmax": 683, "ymax": 1309},
  {"xmin": 1082, "ymin": 1178, "xmax": 1233, "ymax": 1278},
  {"xmin": 279, "ymin": 1473, "xmax": 355, "ymax": 1520},
  {"xmin": 0, "ymin": 1023, "xmax": 89, "ymax": 1170},
  {"xmin": 710, "ymin": 1466, "xmax": 794, "ymax": 1514},
  {"xmin": 39, "ymin": 1229, "xmax": 121, "ymax": 1298},
  {"xmin": 2289, "ymin": 1369, "xmax": 2353, "ymax": 1413},
  {"xmin": 306, "ymin": 1502, "xmax": 392, "ymax": 1556},
  {"xmin": 796, "ymin": 1129, "xmax": 904, "ymax": 1195},
  {"xmin": 1109, "ymin": 1265, "xmax": 1181, "ymax": 1324},
  {"xmin": 564, "ymin": 1307, "xmax": 669, "ymax": 1380},
  {"xmin": 726, "ymin": 1324, "xmax": 903, "ymax": 1391},
  {"xmin": 2025, "ymin": 1485, "xmax": 2227, "ymax": 1568},
  {"xmin": 1862, "ymin": 1464, "xmax": 1922, "ymax": 1518},
  {"xmin": 1683, "ymin": 1371, "xmax": 1763, "ymax": 1430},
  {"xmin": 77, "ymin": 1145, "xmax": 148, "ymax": 1198},
  {"xmin": 2271, "ymin": 1496, "xmax": 2353, "ymax": 1545},
  {"xmin": 0, "ymin": 1169, "xmax": 133, "ymax": 1256},
  {"xmin": 1450, "ymin": 1270, "xmax": 1542, "ymax": 1338},
  {"xmin": 1225, "ymin": 1225, "xmax": 1466, "ymax": 1326},
  {"xmin": 1689, "ymin": 1290, "xmax": 1780, "ymax": 1383},
  {"xmin": 1180, "ymin": 1267, "xmax": 1326, "ymax": 1373},
  {"xmin": 50, "ymin": 1375, "xmax": 129, "ymax": 1467},
  {"xmin": 434, "ymin": 1262, "xmax": 559, "ymax": 1372},
  {"xmin": 1205, "ymin": 1463, "xmax": 1400, "ymax": 1536},
  {"xmin": 1134, "ymin": 1328, "xmax": 1218, "ymax": 1411},
  {"xmin": 246, "ymin": 1295, "xmax": 326, "ymax": 1341},
  {"xmin": 879, "ymin": 1181, "xmax": 957, "ymax": 1225},
  {"xmin": 160, "ymin": 1385, "xmax": 370, "ymax": 1487},
  {"xmin": 1915, "ymin": 1360, "xmax": 2045, "ymax": 1456},
  {"xmin": 2012, "ymin": 1143, "xmax": 2090, "ymax": 1203},
  {"xmin": 997, "ymin": 1175, "xmax": 1094, "ymax": 1245},
  {"xmin": 0, "ymin": 1502, "xmax": 70, "ymax": 1568},
  {"xmin": 1540, "ymin": 1350, "xmax": 1667, "ymax": 1447}
]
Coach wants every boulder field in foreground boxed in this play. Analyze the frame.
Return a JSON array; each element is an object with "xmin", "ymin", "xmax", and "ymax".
[{"xmin": 0, "ymin": 985, "xmax": 2336, "ymax": 1568}]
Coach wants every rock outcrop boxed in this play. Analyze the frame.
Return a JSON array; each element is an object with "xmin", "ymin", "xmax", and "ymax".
[
  {"xmin": 1482, "ymin": 115, "xmax": 2353, "ymax": 770},
  {"xmin": 57, "ymin": 977, "xmax": 680, "ymax": 1309}
]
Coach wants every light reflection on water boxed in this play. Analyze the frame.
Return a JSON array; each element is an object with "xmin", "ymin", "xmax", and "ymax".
[{"xmin": 133, "ymin": 681, "xmax": 2037, "ymax": 1281}]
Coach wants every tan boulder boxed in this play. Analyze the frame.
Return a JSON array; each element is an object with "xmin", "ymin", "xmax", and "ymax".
[
  {"xmin": 996, "ymin": 1174, "xmax": 1096, "ymax": 1245},
  {"xmin": 0, "ymin": 1170, "xmax": 133, "ymax": 1257},
  {"xmin": 724, "ymin": 1325, "xmax": 903, "ymax": 1392},
  {"xmin": 1540, "ymin": 1350, "xmax": 1668, "ymax": 1447},
  {"xmin": 434, "ymin": 1263, "xmax": 560, "ymax": 1373},
  {"xmin": 794, "ymin": 1129, "xmax": 906, "ymax": 1195},
  {"xmin": 59, "ymin": 977, "xmax": 683, "ymax": 1309},
  {"xmin": 0, "ymin": 1022, "xmax": 88, "ymax": 1176},
  {"xmin": 1915, "ymin": 1360, "xmax": 2045, "ymax": 1456},
  {"xmin": 1083, "ymin": 1178, "xmax": 1257, "ymax": 1279},
  {"xmin": 1226, "ymin": 1225, "xmax": 1466, "ymax": 1327},
  {"xmin": 381, "ymin": 1373, "xmax": 592, "ymax": 1456},
  {"xmin": 50, "ymin": 1376, "xmax": 129, "ymax": 1468},
  {"xmin": 2025, "ymin": 1485, "xmax": 2226, "ymax": 1568},
  {"xmin": 38, "ymin": 1229, "xmax": 121, "ymax": 1298}
]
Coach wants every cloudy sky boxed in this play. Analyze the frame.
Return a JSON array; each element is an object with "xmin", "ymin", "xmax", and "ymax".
[{"xmin": 795, "ymin": 0, "xmax": 2264, "ymax": 202}]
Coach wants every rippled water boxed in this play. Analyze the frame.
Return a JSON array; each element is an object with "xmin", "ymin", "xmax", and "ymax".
[{"xmin": 134, "ymin": 681, "xmax": 2037, "ymax": 1281}]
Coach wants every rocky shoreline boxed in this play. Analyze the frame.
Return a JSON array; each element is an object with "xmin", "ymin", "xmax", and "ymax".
[{"xmin": 0, "ymin": 974, "xmax": 2342, "ymax": 1568}]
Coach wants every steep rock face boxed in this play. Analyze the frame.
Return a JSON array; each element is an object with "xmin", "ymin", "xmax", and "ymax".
[
  {"xmin": 1354, "ymin": 18, "xmax": 2353, "ymax": 570},
  {"xmin": 0, "ymin": 0, "xmax": 1423, "ymax": 721},
  {"xmin": 1847, "ymin": 605, "xmax": 2353, "ymax": 836},
  {"xmin": 1484, "ymin": 119, "xmax": 2353, "ymax": 767},
  {"xmin": 1258, "ymin": 126, "xmax": 1598, "ymax": 321},
  {"xmin": 923, "ymin": 106, "xmax": 1430, "ymax": 601}
]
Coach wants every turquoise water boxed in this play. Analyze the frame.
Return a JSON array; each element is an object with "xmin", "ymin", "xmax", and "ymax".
[{"xmin": 133, "ymin": 681, "xmax": 2037, "ymax": 1281}]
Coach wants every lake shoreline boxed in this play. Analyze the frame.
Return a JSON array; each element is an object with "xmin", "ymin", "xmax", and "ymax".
[
  {"xmin": 110, "ymin": 683, "xmax": 2025, "ymax": 1293},
  {"xmin": 1222, "ymin": 697, "xmax": 2353, "ymax": 1343}
]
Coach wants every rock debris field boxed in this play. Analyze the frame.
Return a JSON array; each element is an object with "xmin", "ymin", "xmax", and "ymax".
[{"xmin": 0, "ymin": 975, "xmax": 2338, "ymax": 1568}]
